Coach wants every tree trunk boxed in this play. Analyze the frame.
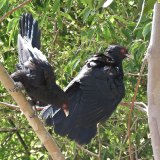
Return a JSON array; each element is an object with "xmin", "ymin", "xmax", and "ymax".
[{"xmin": 147, "ymin": 2, "xmax": 160, "ymax": 160}]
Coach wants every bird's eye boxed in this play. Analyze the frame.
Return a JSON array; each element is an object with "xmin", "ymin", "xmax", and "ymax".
[{"xmin": 120, "ymin": 49, "xmax": 125, "ymax": 54}]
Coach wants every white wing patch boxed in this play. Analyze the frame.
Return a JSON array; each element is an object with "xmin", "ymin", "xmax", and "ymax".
[{"xmin": 18, "ymin": 34, "xmax": 48, "ymax": 63}]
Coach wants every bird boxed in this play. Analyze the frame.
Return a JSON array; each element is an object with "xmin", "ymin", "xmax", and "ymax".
[
  {"xmin": 10, "ymin": 14, "xmax": 68, "ymax": 113},
  {"xmin": 41, "ymin": 45, "xmax": 129, "ymax": 145}
]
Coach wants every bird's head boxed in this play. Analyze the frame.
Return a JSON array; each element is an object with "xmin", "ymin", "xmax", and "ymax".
[{"xmin": 104, "ymin": 45, "xmax": 130, "ymax": 63}]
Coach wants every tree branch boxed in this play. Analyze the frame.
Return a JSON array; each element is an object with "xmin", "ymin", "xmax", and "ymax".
[
  {"xmin": 120, "ymin": 101, "xmax": 147, "ymax": 113},
  {"xmin": 76, "ymin": 144, "xmax": 99, "ymax": 159},
  {"xmin": 124, "ymin": 73, "xmax": 147, "ymax": 77},
  {"xmin": 0, "ymin": 101, "xmax": 20, "ymax": 110},
  {"xmin": 8, "ymin": 118, "xmax": 30, "ymax": 156},
  {"xmin": 0, "ymin": 101, "xmax": 44, "ymax": 111},
  {"xmin": 127, "ymin": 57, "xmax": 147, "ymax": 160},
  {"xmin": 0, "ymin": 128, "xmax": 25, "ymax": 132},
  {"xmin": 0, "ymin": 0, "xmax": 32, "ymax": 23},
  {"xmin": 147, "ymin": 2, "xmax": 160, "ymax": 159},
  {"xmin": 97, "ymin": 124, "xmax": 102, "ymax": 160},
  {"xmin": 0, "ymin": 62, "xmax": 65, "ymax": 160}
]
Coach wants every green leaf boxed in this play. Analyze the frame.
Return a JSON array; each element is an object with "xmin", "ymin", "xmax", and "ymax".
[
  {"xmin": 7, "ymin": 18, "xmax": 18, "ymax": 32},
  {"xmin": 87, "ymin": 0, "xmax": 93, "ymax": 8},
  {"xmin": 0, "ymin": 0, "xmax": 6, "ymax": 10},
  {"xmin": 66, "ymin": 0, "xmax": 73, "ymax": 11},
  {"xmin": 81, "ymin": 7, "xmax": 91, "ymax": 22},
  {"xmin": 144, "ymin": 0, "xmax": 156, "ymax": 13},
  {"xmin": 7, "ymin": 18, "xmax": 18, "ymax": 46},
  {"xmin": 60, "ymin": 12, "xmax": 73, "ymax": 21},
  {"xmin": 103, "ymin": 26, "xmax": 111, "ymax": 41},
  {"xmin": 81, "ymin": 0, "xmax": 93, "ymax": 8},
  {"xmin": 103, "ymin": 0, "xmax": 114, "ymax": 8},
  {"xmin": 57, "ymin": 16, "xmax": 63, "ymax": 30},
  {"xmin": 52, "ymin": 0, "xmax": 60, "ymax": 14},
  {"xmin": 142, "ymin": 22, "xmax": 152, "ymax": 39}
]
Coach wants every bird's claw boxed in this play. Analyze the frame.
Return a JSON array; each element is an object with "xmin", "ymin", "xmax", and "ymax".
[
  {"xmin": 29, "ymin": 113, "xmax": 36, "ymax": 118},
  {"xmin": 9, "ymin": 82, "xmax": 24, "ymax": 92}
]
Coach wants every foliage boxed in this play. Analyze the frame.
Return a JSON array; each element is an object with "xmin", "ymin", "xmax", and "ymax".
[{"xmin": 0, "ymin": 0, "xmax": 154, "ymax": 159}]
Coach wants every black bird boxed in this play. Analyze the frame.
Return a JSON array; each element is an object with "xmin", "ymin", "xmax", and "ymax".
[
  {"xmin": 42, "ymin": 45, "xmax": 129, "ymax": 144},
  {"xmin": 11, "ymin": 14, "xmax": 68, "ymax": 112}
]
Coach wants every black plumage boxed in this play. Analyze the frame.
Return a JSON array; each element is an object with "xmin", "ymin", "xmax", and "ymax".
[
  {"xmin": 11, "ymin": 14, "xmax": 68, "ymax": 109},
  {"xmin": 42, "ymin": 45, "xmax": 129, "ymax": 144}
]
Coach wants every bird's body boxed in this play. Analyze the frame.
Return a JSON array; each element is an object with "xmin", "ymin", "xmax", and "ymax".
[
  {"xmin": 42, "ymin": 45, "xmax": 129, "ymax": 144},
  {"xmin": 11, "ymin": 14, "xmax": 68, "ymax": 108}
]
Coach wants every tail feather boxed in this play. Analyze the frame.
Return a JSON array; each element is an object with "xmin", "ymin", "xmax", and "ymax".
[
  {"xmin": 18, "ymin": 14, "xmax": 44, "ymax": 65},
  {"xmin": 19, "ymin": 13, "xmax": 41, "ymax": 49},
  {"xmin": 67, "ymin": 126, "xmax": 97, "ymax": 145},
  {"xmin": 32, "ymin": 20, "xmax": 41, "ymax": 49},
  {"xmin": 42, "ymin": 105, "xmax": 97, "ymax": 144},
  {"xmin": 41, "ymin": 97, "xmax": 97, "ymax": 145}
]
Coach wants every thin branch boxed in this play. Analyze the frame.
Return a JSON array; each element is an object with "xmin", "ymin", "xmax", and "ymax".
[
  {"xmin": 8, "ymin": 118, "xmax": 30, "ymax": 156},
  {"xmin": 1, "ymin": 133, "xmax": 13, "ymax": 147},
  {"xmin": 97, "ymin": 124, "xmax": 102, "ymax": 160},
  {"xmin": 125, "ymin": 73, "xmax": 147, "ymax": 77},
  {"xmin": 0, "ymin": 128, "xmax": 25, "ymax": 132},
  {"xmin": 0, "ymin": 101, "xmax": 44, "ymax": 111},
  {"xmin": 118, "ymin": 117, "xmax": 139, "ymax": 160},
  {"xmin": 121, "ymin": 140, "xmax": 150, "ymax": 159},
  {"xmin": 77, "ymin": 144, "xmax": 99, "ymax": 159},
  {"xmin": 0, "ymin": 0, "xmax": 32, "ymax": 23},
  {"xmin": 134, "ymin": 105, "xmax": 147, "ymax": 113},
  {"xmin": 127, "ymin": 57, "xmax": 147, "ymax": 160},
  {"xmin": 133, "ymin": 0, "xmax": 146, "ymax": 31},
  {"xmin": 120, "ymin": 102, "xmax": 147, "ymax": 113},
  {"xmin": 48, "ymin": 21, "xmax": 59, "ymax": 63},
  {"xmin": 0, "ymin": 62, "xmax": 65, "ymax": 160},
  {"xmin": 0, "ymin": 102, "xmax": 20, "ymax": 110}
]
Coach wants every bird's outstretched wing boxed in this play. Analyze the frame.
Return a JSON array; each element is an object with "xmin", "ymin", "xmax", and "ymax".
[
  {"xmin": 16, "ymin": 13, "xmax": 55, "ymax": 87},
  {"xmin": 41, "ymin": 53, "xmax": 125, "ymax": 144},
  {"xmin": 65, "ymin": 54, "xmax": 125, "ymax": 127},
  {"xmin": 11, "ymin": 14, "xmax": 68, "ymax": 108}
]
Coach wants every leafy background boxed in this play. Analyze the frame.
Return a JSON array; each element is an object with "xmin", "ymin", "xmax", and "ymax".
[{"xmin": 0, "ymin": 0, "xmax": 156, "ymax": 159}]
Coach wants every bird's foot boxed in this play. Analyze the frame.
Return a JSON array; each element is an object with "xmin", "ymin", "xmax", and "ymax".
[
  {"xmin": 27, "ymin": 99, "xmax": 38, "ymax": 115},
  {"xmin": 29, "ymin": 113, "xmax": 37, "ymax": 118},
  {"xmin": 9, "ymin": 82, "xmax": 24, "ymax": 92}
]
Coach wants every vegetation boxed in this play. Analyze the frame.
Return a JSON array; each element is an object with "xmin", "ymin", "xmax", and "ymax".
[{"xmin": 0, "ymin": 0, "xmax": 156, "ymax": 159}]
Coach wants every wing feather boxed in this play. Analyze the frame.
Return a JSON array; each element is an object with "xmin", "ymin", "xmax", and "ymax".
[{"xmin": 65, "ymin": 61, "xmax": 125, "ymax": 127}]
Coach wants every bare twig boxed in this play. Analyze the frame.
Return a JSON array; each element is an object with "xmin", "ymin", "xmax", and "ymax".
[
  {"xmin": 121, "ymin": 140, "xmax": 150, "ymax": 159},
  {"xmin": 125, "ymin": 73, "xmax": 147, "ymax": 77},
  {"xmin": 77, "ymin": 144, "xmax": 99, "ymax": 159},
  {"xmin": 133, "ymin": 105, "xmax": 147, "ymax": 113},
  {"xmin": 97, "ymin": 124, "xmax": 102, "ymax": 160},
  {"xmin": 120, "ymin": 101, "xmax": 147, "ymax": 113},
  {"xmin": 0, "ymin": 101, "xmax": 20, "ymax": 110},
  {"xmin": 0, "ymin": 62, "xmax": 65, "ymax": 160},
  {"xmin": 0, "ymin": 128, "xmax": 24, "ymax": 132},
  {"xmin": 133, "ymin": 0, "xmax": 146, "ymax": 31},
  {"xmin": 8, "ymin": 118, "xmax": 30, "ymax": 156},
  {"xmin": 118, "ymin": 117, "xmax": 139, "ymax": 160},
  {"xmin": 1, "ymin": 133, "xmax": 13, "ymax": 147},
  {"xmin": 127, "ymin": 57, "xmax": 147, "ymax": 160},
  {"xmin": 0, "ymin": 0, "xmax": 32, "ymax": 23},
  {"xmin": 0, "ymin": 101, "xmax": 44, "ymax": 111},
  {"xmin": 48, "ymin": 21, "xmax": 59, "ymax": 63}
]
